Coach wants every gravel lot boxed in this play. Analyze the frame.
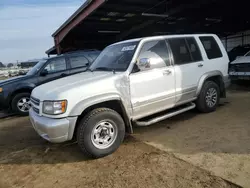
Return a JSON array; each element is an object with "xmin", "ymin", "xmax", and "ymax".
[{"xmin": 0, "ymin": 86, "xmax": 248, "ymax": 188}]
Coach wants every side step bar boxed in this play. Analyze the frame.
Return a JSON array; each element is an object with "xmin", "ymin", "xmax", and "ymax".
[{"xmin": 134, "ymin": 103, "xmax": 196, "ymax": 127}]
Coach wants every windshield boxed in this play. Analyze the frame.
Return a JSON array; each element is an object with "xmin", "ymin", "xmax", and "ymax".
[
  {"xmin": 89, "ymin": 41, "xmax": 139, "ymax": 72},
  {"xmin": 245, "ymin": 51, "xmax": 250, "ymax": 56},
  {"xmin": 26, "ymin": 60, "xmax": 47, "ymax": 75}
]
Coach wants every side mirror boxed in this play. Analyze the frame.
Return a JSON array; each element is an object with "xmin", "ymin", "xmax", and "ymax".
[
  {"xmin": 138, "ymin": 58, "xmax": 151, "ymax": 70},
  {"xmin": 132, "ymin": 63, "xmax": 140, "ymax": 73},
  {"xmin": 40, "ymin": 69, "xmax": 48, "ymax": 76}
]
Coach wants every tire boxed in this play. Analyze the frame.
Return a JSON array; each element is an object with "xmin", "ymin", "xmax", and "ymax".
[
  {"xmin": 11, "ymin": 92, "xmax": 31, "ymax": 116},
  {"xmin": 196, "ymin": 81, "xmax": 220, "ymax": 113},
  {"xmin": 77, "ymin": 108, "xmax": 125, "ymax": 158}
]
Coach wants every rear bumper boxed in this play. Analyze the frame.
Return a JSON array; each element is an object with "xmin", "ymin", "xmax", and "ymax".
[{"xmin": 29, "ymin": 109, "xmax": 77, "ymax": 143}]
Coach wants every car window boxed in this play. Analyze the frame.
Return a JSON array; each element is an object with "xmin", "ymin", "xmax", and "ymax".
[
  {"xmin": 44, "ymin": 58, "xmax": 66, "ymax": 73},
  {"xmin": 69, "ymin": 55, "xmax": 89, "ymax": 68},
  {"xmin": 137, "ymin": 40, "xmax": 170, "ymax": 71},
  {"xmin": 168, "ymin": 38, "xmax": 192, "ymax": 65},
  {"xmin": 244, "ymin": 51, "xmax": 250, "ymax": 56},
  {"xmin": 89, "ymin": 41, "xmax": 139, "ymax": 72},
  {"xmin": 186, "ymin": 37, "xmax": 202, "ymax": 62},
  {"xmin": 199, "ymin": 36, "xmax": 222, "ymax": 59}
]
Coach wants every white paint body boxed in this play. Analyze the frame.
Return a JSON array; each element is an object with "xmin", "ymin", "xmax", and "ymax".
[{"xmin": 30, "ymin": 34, "xmax": 230, "ymax": 143}]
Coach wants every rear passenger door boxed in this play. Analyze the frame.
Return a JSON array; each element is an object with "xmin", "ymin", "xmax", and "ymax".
[
  {"xmin": 168, "ymin": 37, "xmax": 204, "ymax": 105},
  {"xmin": 68, "ymin": 55, "xmax": 90, "ymax": 75}
]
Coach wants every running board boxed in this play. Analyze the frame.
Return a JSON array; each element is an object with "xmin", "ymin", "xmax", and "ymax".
[{"xmin": 134, "ymin": 103, "xmax": 196, "ymax": 127}]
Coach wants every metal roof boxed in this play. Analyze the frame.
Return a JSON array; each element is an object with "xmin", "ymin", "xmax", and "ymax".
[
  {"xmin": 52, "ymin": 0, "xmax": 93, "ymax": 37},
  {"xmin": 51, "ymin": 0, "xmax": 250, "ymax": 54}
]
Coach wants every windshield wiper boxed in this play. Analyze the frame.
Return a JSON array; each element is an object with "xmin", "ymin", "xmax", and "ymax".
[
  {"xmin": 93, "ymin": 67, "xmax": 116, "ymax": 74},
  {"xmin": 93, "ymin": 67, "xmax": 112, "ymax": 71},
  {"xmin": 85, "ymin": 68, "xmax": 93, "ymax": 72}
]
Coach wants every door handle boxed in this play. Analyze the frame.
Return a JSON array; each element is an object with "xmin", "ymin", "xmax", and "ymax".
[
  {"xmin": 198, "ymin": 63, "xmax": 203, "ymax": 67},
  {"xmin": 163, "ymin": 69, "xmax": 172, "ymax": 75}
]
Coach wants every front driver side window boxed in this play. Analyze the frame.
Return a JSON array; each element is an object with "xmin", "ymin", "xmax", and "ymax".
[
  {"xmin": 137, "ymin": 40, "xmax": 170, "ymax": 71},
  {"xmin": 44, "ymin": 58, "xmax": 66, "ymax": 74}
]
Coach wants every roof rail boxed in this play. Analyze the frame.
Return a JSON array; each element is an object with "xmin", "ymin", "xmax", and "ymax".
[{"xmin": 63, "ymin": 49, "xmax": 99, "ymax": 54}]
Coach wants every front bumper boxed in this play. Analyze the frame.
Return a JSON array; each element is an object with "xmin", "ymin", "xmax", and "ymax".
[
  {"xmin": 0, "ymin": 92, "xmax": 9, "ymax": 110},
  {"xmin": 229, "ymin": 72, "xmax": 250, "ymax": 81},
  {"xmin": 29, "ymin": 109, "xmax": 77, "ymax": 143}
]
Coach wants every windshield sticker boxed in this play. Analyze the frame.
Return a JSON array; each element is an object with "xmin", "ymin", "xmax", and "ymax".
[{"xmin": 121, "ymin": 45, "xmax": 136, "ymax": 52}]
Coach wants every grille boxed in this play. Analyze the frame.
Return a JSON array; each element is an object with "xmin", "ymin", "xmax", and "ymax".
[
  {"xmin": 32, "ymin": 106, "xmax": 40, "ymax": 114},
  {"xmin": 232, "ymin": 63, "xmax": 250, "ymax": 72},
  {"xmin": 30, "ymin": 96, "xmax": 40, "ymax": 106}
]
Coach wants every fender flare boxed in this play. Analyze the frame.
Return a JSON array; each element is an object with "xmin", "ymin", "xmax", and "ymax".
[
  {"xmin": 68, "ymin": 93, "xmax": 133, "ymax": 136},
  {"xmin": 196, "ymin": 70, "xmax": 223, "ymax": 96}
]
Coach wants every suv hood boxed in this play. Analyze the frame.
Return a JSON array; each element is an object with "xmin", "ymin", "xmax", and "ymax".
[
  {"xmin": 0, "ymin": 75, "xmax": 32, "ymax": 86},
  {"xmin": 32, "ymin": 71, "xmax": 123, "ymax": 101},
  {"xmin": 231, "ymin": 56, "xmax": 250, "ymax": 64}
]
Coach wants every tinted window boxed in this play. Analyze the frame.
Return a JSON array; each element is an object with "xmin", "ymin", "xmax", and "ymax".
[
  {"xmin": 44, "ymin": 58, "xmax": 66, "ymax": 73},
  {"xmin": 199, "ymin": 36, "xmax": 222, "ymax": 59},
  {"xmin": 69, "ymin": 56, "xmax": 89, "ymax": 68},
  {"xmin": 245, "ymin": 51, "xmax": 250, "ymax": 56},
  {"xmin": 88, "ymin": 52, "xmax": 100, "ymax": 61},
  {"xmin": 138, "ymin": 40, "xmax": 170, "ymax": 70},
  {"xmin": 169, "ymin": 38, "xmax": 192, "ymax": 65},
  {"xmin": 27, "ymin": 60, "xmax": 47, "ymax": 75},
  {"xmin": 186, "ymin": 38, "xmax": 202, "ymax": 62}
]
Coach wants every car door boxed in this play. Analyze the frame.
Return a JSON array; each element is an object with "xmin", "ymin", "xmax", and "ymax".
[
  {"xmin": 68, "ymin": 55, "xmax": 90, "ymax": 75},
  {"xmin": 168, "ymin": 37, "xmax": 204, "ymax": 105},
  {"xmin": 38, "ymin": 57, "xmax": 69, "ymax": 85},
  {"xmin": 129, "ymin": 39, "xmax": 176, "ymax": 120}
]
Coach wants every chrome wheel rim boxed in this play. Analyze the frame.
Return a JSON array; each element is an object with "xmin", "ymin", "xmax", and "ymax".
[
  {"xmin": 205, "ymin": 88, "xmax": 217, "ymax": 108},
  {"xmin": 17, "ymin": 97, "xmax": 31, "ymax": 112},
  {"xmin": 91, "ymin": 120, "xmax": 118, "ymax": 149}
]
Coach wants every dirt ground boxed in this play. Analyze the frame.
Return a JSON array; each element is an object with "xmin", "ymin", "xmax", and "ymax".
[
  {"xmin": 0, "ymin": 86, "xmax": 249, "ymax": 188},
  {"xmin": 0, "ymin": 118, "xmax": 238, "ymax": 187},
  {"xmin": 134, "ymin": 88, "xmax": 250, "ymax": 188}
]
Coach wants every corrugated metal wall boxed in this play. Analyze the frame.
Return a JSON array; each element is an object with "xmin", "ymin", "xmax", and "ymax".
[{"xmin": 221, "ymin": 30, "xmax": 250, "ymax": 51}]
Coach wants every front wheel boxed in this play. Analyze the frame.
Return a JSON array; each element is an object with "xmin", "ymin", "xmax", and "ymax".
[
  {"xmin": 196, "ymin": 81, "xmax": 220, "ymax": 113},
  {"xmin": 11, "ymin": 92, "xmax": 31, "ymax": 116},
  {"xmin": 77, "ymin": 108, "xmax": 125, "ymax": 158}
]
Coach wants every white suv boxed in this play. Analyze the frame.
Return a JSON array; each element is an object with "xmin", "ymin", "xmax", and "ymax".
[{"xmin": 29, "ymin": 34, "xmax": 230, "ymax": 158}]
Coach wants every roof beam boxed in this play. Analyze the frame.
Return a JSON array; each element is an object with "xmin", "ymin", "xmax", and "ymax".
[
  {"xmin": 116, "ymin": 0, "xmax": 217, "ymax": 41},
  {"xmin": 55, "ymin": 0, "xmax": 106, "ymax": 49}
]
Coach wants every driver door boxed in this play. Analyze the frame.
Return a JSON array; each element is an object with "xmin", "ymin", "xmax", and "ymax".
[
  {"xmin": 129, "ymin": 39, "xmax": 176, "ymax": 120},
  {"xmin": 38, "ymin": 57, "xmax": 69, "ymax": 85}
]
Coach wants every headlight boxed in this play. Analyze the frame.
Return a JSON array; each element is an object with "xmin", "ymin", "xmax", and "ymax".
[
  {"xmin": 43, "ymin": 100, "xmax": 67, "ymax": 115},
  {"xmin": 0, "ymin": 88, "xmax": 3, "ymax": 93}
]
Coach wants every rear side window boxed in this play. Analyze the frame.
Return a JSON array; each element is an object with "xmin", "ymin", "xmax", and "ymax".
[
  {"xmin": 199, "ymin": 36, "xmax": 222, "ymax": 59},
  {"xmin": 69, "ymin": 55, "xmax": 89, "ymax": 68},
  {"xmin": 186, "ymin": 38, "xmax": 202, "ymax": 62},
  {"xmin": 169, "ymin": 38, "xmax": 192, "ymax": 65}
]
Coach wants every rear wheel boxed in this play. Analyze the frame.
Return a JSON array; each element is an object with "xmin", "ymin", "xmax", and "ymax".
[
  {"xmin": 196, "ymin": 81, "xmax": 220, "ymax": 113},
  {"xmin": 11, "ymin": 93, "xmax": 31, "ymax": 116},
  {"xmin": 77, "ymin": 108, "xmax": 125, "ymax": 158}
]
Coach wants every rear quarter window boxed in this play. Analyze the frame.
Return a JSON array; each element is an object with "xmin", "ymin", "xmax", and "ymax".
[{"xmin": 199, "ymin": 36, "xmax": 222, "ymax": 59}]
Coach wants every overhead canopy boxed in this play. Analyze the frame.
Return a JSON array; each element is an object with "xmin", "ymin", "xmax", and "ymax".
[
  {"xmin": 50, "ymin": 0, "xmax": 250, "ymax": 54},
  {"xmin": 45, "ymin": 46, "xmax": 57, "ymax": 56}
]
